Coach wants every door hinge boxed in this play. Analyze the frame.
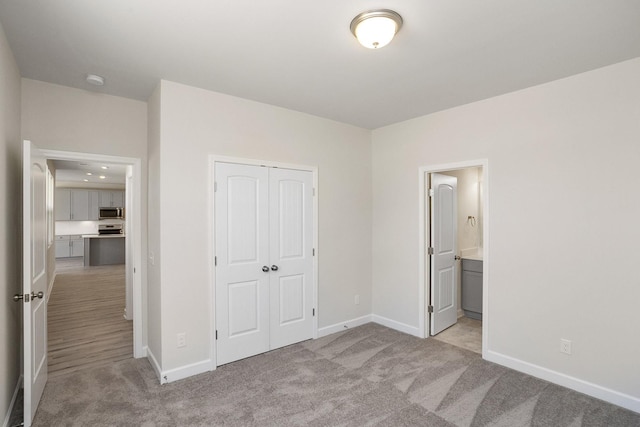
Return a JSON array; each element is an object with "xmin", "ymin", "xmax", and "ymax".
[
  {"xmin": 312, "ymin": 248, "xmax": 315, "ymax": 256},
  {"xmin": 134, "ymin": 267, "xmax": 136, "ymax": 273},
  {"xmin": 428, "ymin": 188, "xmax": 434, "ymax": 197},
  {"xmin": 428, "ymin": 247, "xmax": 434, "ymax": 255},
  {"xmin": 312, "ymin": 308, "xmax": 315, "ymax": 317},
  {"xmin": 215, "ymin": 330, "xmax": 218, "ymax": 340},
  {"xmin": 214, "ymin": 181, "xmax": 217, "ymax": 192},
  {"xmin": 428, "ymin": 305, "xmax": 434, "ymax": 313},
  {"xmin": 214, "ymin": 256, "xmax": 217, "ymax": 266}
]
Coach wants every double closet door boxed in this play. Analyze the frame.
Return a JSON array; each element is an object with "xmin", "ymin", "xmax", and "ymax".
[{"xmin": 215, "ymin": 162, "xmax": 314, "ymax": 366}]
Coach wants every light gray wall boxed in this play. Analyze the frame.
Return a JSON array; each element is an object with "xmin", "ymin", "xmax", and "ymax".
[
  {"xmin": 0, "ymin": 21, "xmax": 22, "ymax": 424},
  {"xmin": 152, "ymin": 80, "xmax": 372, "ymax": 372},
  {"xmin": 372, "ymin": 58, "xmax": 640, "ymax": 405}
]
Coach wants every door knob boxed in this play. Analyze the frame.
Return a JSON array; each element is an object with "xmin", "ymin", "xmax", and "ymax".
[
  {"xmin": 454, "ymin": 255, "xmax": 461, "ymax": 261},
  {"xmin": 262, "ymin": 266, "xmax": 269, "ymax": 272},
  {"xmin": 31, "ymin": 291, "xmax": 44, "ymax": 300},
  {"xmin": 271, "ymin": 265, "xmax": 279, "ymax": 271},
  {"xmin": 13, "ymin": 294, "xmax": 24, "ymax": 302}
]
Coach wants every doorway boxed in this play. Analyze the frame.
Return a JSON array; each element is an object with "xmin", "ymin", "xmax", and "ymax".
[
  {"xmin": 419, "ymin": 159, "xmax": 488, "ymax": 357},
  {"xmin": 40, "ymin": 149, "xmax": 144, "ymax": 359}
]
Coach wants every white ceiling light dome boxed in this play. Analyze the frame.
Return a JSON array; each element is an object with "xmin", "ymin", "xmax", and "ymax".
[
  {"xmin": 350, "ymin": 9, "xmax": 403, "ymax": 49},
  {"xmin": 86, "ymin": 74, "xmax": 105, "ymax": 86}
]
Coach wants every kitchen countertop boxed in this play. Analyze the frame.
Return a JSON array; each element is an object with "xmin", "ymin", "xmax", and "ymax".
[
  {"xmin": 461, "ymin": 248, "xmax": 483, "ymax": 261},
  {"xmin": 82, "ymin": 234, "xmax": 126, "ymax": 239}
]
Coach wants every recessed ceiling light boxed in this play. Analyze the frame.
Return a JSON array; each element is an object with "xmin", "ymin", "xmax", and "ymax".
[
  {"xmin": 101, "ymin": 166, "xmax": 109, "ymax": 170},
  {"xmin": 99, "ymin": 175, "xmax": 106, "ymax": 179},
  {"xmin": 86, "ymin": 74, "xmax": 105, "ymax": 86},
  {"xmin": 86, "ymin": 172, "xmax": 92, "ymax": 176},
  {"xmin": 83, "ymin": 179, "xmax": 89, "ymax": 182}
]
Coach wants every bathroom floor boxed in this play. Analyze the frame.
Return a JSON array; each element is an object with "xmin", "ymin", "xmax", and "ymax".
[{"xmin": 432, "ymin": 316, "xmax": 482, "ymax": 353}]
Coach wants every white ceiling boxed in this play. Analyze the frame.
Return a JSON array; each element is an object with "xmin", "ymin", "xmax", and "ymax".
[
  {"xmin": 52, "ymin": 160, "xmax": 127, "ymax": 187},
  {"xmin": 1, "ymin": 1, "xmax": 639, "ymax": 129}
]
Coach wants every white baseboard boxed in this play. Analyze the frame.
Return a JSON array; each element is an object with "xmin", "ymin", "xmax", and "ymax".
[
  {"xmin": 47, "ymin": 272, "xmax": 56, "ymax": 303},
  {"xmin": 147, "ymin": 346, "xmax": 213, "ymax": 385},
  {"xmin": 146, "ymin": 347, "xmax": 162, "ymax": 383},
  {"xmin": 2, "ymin": 375, "xmax": 22, "ymax": 427},
  {"xmin": 317, "ymin": 315, "xmax": 372, "ymax": 337},
  {"xmin": 372, "ymin": 314, "xmax": 421, "ymax": 337},
  {"xmin": 160, "ymin": 359, "xmax": 213, "ymax": 384},
  {"xmin": 486, "ymin": 350, "xmax": 640, "ymax": 414}
]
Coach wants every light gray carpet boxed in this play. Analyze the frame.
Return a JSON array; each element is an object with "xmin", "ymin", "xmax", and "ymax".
[{"xmin": 32, "ymin": 323, "xmax": 640, "ymax": 426}]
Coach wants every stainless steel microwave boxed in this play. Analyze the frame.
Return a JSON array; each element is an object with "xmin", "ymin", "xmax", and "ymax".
[{"xmin": 99, "ymin": 207, "xmax": 124, "ymax": 219}]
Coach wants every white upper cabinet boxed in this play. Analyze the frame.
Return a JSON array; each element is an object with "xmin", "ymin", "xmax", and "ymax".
[
  {"xmin": 55, "ymin": 189, "xmax": 90, "ymax": 221},
  {"xmin": 71, "ymin": 190, "xmax": 89, "ymax": 220},
  {"xmin": 55, "ymin": 188, "xmax": 124, "ymax": 221},
  {"xmin": 99, "ymin": 190, "xmax": 125, "ymax": 208},
  {"xmin": 54, "ymin": 189, "xmax": 71, "ymax": 221},
  {"xmin": 89, "ymin": 191, "xmax": 100, "ymax": 220}
]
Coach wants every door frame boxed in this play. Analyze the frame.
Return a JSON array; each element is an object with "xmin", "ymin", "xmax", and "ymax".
[
  {"xmin": 209, "ymin": 155, "xmax": 319, "ymax": 368},
  {"xmin": 40, "ymin": 148, "xmax": 145, "ymax": 358},
  {"xmin": 418, "ymin": 159, "xmax": 489, "ymax": 357}
]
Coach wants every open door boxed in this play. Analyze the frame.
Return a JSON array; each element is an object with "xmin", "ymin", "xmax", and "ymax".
[
  {"xmin": 22, "ymin": 140, "xmax": 48, "ymax": 426},
  {"xmin": 429, "ymin": 173, "xmax": 458, "ymax": 335}
]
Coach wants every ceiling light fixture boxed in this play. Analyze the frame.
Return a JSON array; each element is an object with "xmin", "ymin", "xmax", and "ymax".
[
  {"xmin": 99, "ymin": 175, "xmax": 106, "ymax": 179},
  {"xmin": 86, "ymin": 74, "xmax": 105, "ymax": 86},
  {"xmin": 350, "ymin": 9, "xmax": 403, "ymax": 49},
  {"xmin": 83, "ymin": 179, "xmax": 89, "ymax": 182},
  {"xmin": 86, "ymin": 172, "xmax": 92, "ymax": 176},
  {"xmin": 101, "ymin": 166, "xmax": 108, "ymax": 170}
]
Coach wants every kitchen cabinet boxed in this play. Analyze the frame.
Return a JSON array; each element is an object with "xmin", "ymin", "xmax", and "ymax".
[
  {"xmin": 56, "ymin": 188, "xmax": 124, "ymax": 220},
  {"xmin": 99, "ymin": 190, "xmax": 125, "ymax": 208},
  {"xmin": 89, "ymin": 190, "xmax": 101, "ymax": 220},
  {"xmin": 55, "ymin": 189, "xmax": 90, "ymax": 221},
  {"xmin": 55, "ymin": 235, "xmax": 84, "ymax": 258}
]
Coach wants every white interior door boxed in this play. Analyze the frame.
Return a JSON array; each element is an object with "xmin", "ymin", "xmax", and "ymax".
[
  {"xmin": 215, "ymin": 163, "xmax": 270, "ymax": 365},
  {"xmin": 22, "ymin": 140, "xmax": 48, "ymax": 426},
  {"xmin": 268, "ymin": 168, "xmax": 314, "ymax": 349},
  {"xmin": 430, "ymin": 173, "xmax": 458, "ymax": 335}
]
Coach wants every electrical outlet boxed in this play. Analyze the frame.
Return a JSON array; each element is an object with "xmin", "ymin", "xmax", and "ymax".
[
  {"xmin": 355, "ymin": 294, "xmax": 360, "ymax": 305},
  {"xmin": 560, "ymin": 338, "xmax": 571, "ymax": 355},
  {"xmin": 177, "ymin": 332, "xmax": 186, "ymax": 348}
]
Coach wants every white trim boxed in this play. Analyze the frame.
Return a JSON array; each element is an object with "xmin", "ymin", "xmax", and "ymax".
[
  {"xmin": 209, "ymin": 156, "xmax": 319, "ymax": 367},
  {"xmin": 372, "ymin": 315, "xmax": 421, "ymax": 337},
  {"xmin": 159, "ymin": 359, "xmax": 213, "ymax": 384},
  {"xmin": 418, "ymin": 159, "xmax": 489, "ymax": 357},
  {"xmin": 486, "ymin": 350, "xmax": 640, "ymax": 414},
  {"xmin": 47, "ymin": 271, "xmax": 56, "ymax": 303},
  {"xmin": 317, "ymin": 315, "xmax": 372, "ymax": 337},
  {"xmin": 39, "ymin": 149, "xmax": 145, "ymax": 358},
  {"xmin": 146, "ymin": 346, "xmax": 162, "ymax": 382},
  {"xmin": 2, "ymin": 375, "xmax": 22, "ymax": 427}
]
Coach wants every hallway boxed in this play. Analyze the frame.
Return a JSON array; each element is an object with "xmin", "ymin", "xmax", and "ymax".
[{"xmin": 48, "ymin": 259, "xmax": 132, "ymax": 378}]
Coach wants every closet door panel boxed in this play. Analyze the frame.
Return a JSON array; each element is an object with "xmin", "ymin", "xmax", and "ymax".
[
  {"xmin": 269, "ymin": 168, "xmax": 314, "ymax": 349},
  {"xmin": 215, "ymin": 163, "xmax": 270, "ymax": 365}
]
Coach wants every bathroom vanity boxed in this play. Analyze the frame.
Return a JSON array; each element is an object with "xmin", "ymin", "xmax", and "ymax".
[{"xmin": 461, "ymin": 258, "xmax": 483, "ymax": 320}]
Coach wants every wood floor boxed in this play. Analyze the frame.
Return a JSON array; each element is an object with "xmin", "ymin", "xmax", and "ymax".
[{"xmin": 48, "ymin": 258, "xmax": 132, "ymax": 378}]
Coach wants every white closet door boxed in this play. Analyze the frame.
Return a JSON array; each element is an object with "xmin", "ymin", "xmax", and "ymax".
[
  {"xmin": 268, "ymin": 168, "xmax": 314, "ymax": 349},
  {"xmin": 215, "ymin": 163, "xmax": 270, "ymax": 365}
]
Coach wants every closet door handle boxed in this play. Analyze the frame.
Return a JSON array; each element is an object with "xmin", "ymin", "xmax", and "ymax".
[
  {"xmin": 262, "ymin": 266, "xmax": 269, "ymax": 273},
  {"xmin": 271, "ymin": 265, "xmax": 279, "ymax": 271}
]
